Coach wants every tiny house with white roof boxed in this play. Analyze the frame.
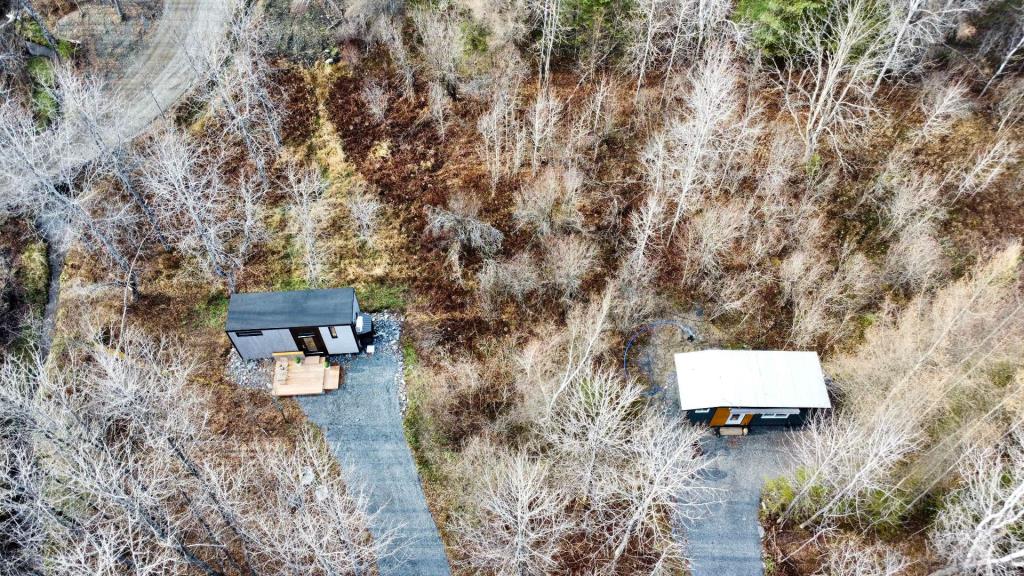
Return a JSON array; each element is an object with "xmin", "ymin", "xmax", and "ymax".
[{"xmin": 674, "ymin": 350, "xmax": 832, "ymax": 428}]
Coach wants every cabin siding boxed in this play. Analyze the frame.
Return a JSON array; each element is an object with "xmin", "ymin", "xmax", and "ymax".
[
  {"xmin": 684, "ymin": 407, "xmax": 813, "ymax": 427},
  {"xmin": 747, "ymin": 410, "xmax": 807, "ymax": 426},
  {"xmin": 685, "ymin": 409, "xmax": 715, "ymax": 424},
  {"xmin": 319, "ymin": 326, "xmax": 359, "ymax": 354},
  {"xmin": 229, "ymin": 329, "xmax": 297, "ymax": 360}
]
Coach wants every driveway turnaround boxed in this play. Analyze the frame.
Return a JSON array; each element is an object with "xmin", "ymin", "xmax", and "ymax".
[
  {"xmin": 682, "ymin": 430, "xmax": 794, "ymax": 576},
  {"xmin": 298, "ymin": 315, "xmax": 451, "ymax": 576}
]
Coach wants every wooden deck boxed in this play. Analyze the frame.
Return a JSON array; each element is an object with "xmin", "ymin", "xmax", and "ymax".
[{"xmin": 272, "ymin": 353, "xmax": 342, "ymax": 397}]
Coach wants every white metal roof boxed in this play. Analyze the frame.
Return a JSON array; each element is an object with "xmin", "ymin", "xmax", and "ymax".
[{"xmin": 674, "ymin": 350, "xmax": 831, "ymax": 411}]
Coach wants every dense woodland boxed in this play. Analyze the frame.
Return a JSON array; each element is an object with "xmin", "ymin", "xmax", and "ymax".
[{"xmin": 1, "ymin": 0, "xmax": 1024, "ymax": 574}]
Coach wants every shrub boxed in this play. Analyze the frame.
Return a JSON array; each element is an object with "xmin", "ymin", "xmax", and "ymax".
[
  {"xmin": 359, "ymin": 80, "xmax": 389, "ymax": 122},
  {"xmin": 477, "ymin": 254, "xmax": 542, "ymax": 313},
  {"xmin": 543, "ymin": 235, "xmax": 597, "ymax": 300},
  {"xmin": 195, "ymin": 292, "xmax": 229, "ymax": 328},
  {"xmin": 15, "ymin": 241, "xmax": 49, "ymax": 312},
  {"xmin": 345, "ymin": 186, "xmax": 382, "ymax": 247},
  {"xmin": 513, "ymin": 166, "xmax": 584, "ymax": 236},
  {"xmin": 762, "ymin": 476, "xmax": 796, "ymax": 519},
  {"xmin": 358, "ymin": 282, "xmax": 407, "ymax": 312},
  {"xmin": 426, "ymin": 194, "xmax": 504, "ymax": 277}
]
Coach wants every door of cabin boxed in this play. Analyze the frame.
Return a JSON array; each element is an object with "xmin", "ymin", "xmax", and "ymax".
[{"xmin": 289, "ymin": 327, "xmax": 326, "ymax": 356}]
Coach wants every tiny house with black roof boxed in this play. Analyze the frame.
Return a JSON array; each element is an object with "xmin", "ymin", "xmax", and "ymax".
[{"xmin": 225, "ymin": 288, "xmax": 374, "ymax": 360}]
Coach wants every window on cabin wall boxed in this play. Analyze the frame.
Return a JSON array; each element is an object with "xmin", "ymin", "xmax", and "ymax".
[
  {"xmin": 235, "ymin": 330, "xmax": 263, "ymax": 337},
  {"xmin": 329, "ymin": 326, "xmax": 337, "ymax": 338}
]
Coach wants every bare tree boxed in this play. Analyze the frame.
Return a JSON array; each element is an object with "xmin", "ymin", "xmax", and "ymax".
[
  {"xmin": 426, "ymin": 194, "xmax": 504, "ymax": 277},
  {"xmin": 955, "ymin": 136, "xmax": 1020, "ymax": 199},
  {"xmin": 929, "ymin": 428, "xmax": 1024, "ymax": 576},
  {"xmin": 53, "ymin": 65, "xmax": 170, "ymax": 250},
  {"xmin": 982, "ymin": 18, "xmax": 1024, "ymax": 95},
  {"xmin": 604, "ymin": 411, "xmax": 710, "ymax": 570},
  {"xmin": 543, "ymin": 234, "xmax": 597, "ymax": 300},
  {"xmin": 526, "ymin": 0, "xmax": 563, "ymax": 83},
  {"xmin": 782, "ymin": 243, "xmax": 1024, "ymax": 530},
  {"xmin": 141, "ymin": 127, "xmax": 264, "ymax": 293},
  {"xmin": 878, "ymin": 164, "xmax": 945, "ymax": 237},
  {"xmin": 995, "ymin": 76, "xmax": 1024, "ymax": 132},
  {"xmin": 253, "ymin": 432, "xmax": 386, "ymax": 574},
  {"xmin": 529, "ymin": 89, "xmax": 561, "ymax": 172},
  {"xmin": 884, "ymin": 220, "xmax": 947, "ymax": 292},
  {"xmin": 780, "ymin": 0, "xmax": 886, "ymax": 161},
  {"xmin": 345, "ymin": 185, "xmax": 382, "ymax": 247},
  {"xmin": 477, "ymin": 253, "xmax": 542, "ymax": 312},
  {"xmin": 206, "ymin": 5, "xmax": 282, "ymax": 185},
  {"xmin": 648, "ymin": 43, "xmax": 757, "ymax": 236},
  {"xmin": 662, "ymin": 0, "xmax": 731, "ymax": 82},
  {"xmin": 427, "ymin": 80, "xmax": 451, "ymax": 138},
  {"xmin": 623, "ymin": 191, "xmax": 666, "ymax": 280},
  {"xmin": 284, "ymin": 161, "xmax": 329, "ymax": 287},
  {"xmin": 913, "ymin": 73, "xmax": 972, "ymax": 144},
  {"xmin": 622, "ymin": 0, "xmax": 732, "ymax": 95},
  {"xmin": 780, "ymin": 246, "xmax": 876, "ymax": 347},
  {"xmin": 513, "ymin": 165, "xmax": 583, "ymax": 236},
  {"xmin": 872, "ymin": 0, "xmax": 982, "ymax": 94},
  {"xmin": 375, "ymin": 17, "xmax": 415, "ymax": 98},
  {"xmin": 0, "ymin": 91, "xmax": 136, "ymax": 289},
  {"xmin": 622, "ymin": 0, "xmax": 669, "ymax": 96},
  {"xmin": 687, "ymin": 198, "xmax": 750, "ymax": 282},
  {"xmin": 541, "ymin": 368, "xmax": 646, "ymax": 503},
  {"xmin": 454, "ymin": 448, "xmax": 571, "ymax": 575},
  {"xmin": 566, "ymin": 75, "xmax": 617, "ymax": 162},
  {"xmin": 0, "ymin": 327, "xmax": 384, "ymax": 575},
  {"xmin": 412, "ymin": 7, "xmax": 462, "ymax": 99},
  {"xmin": 478, "ymin": 71, "xmax": 527, "ymax": 190}
]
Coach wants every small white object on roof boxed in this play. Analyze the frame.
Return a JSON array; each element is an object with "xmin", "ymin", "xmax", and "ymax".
[{"xmin": 674, "ymin": 350, "xmax": 831, "ymax": 411}]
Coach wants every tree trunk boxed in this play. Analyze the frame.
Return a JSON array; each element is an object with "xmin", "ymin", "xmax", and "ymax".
[{"xmin": 38, "ymin": 235, "xmax": 65, "ymax": 362}]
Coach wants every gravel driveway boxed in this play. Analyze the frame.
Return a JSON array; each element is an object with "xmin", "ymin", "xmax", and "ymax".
[
  {"xmin": 682, "ymin": 430, "xmax": 795, "ymax": 576},
  {"xmin": 298, "ymin": 315, "xmax": 451, "ymax": 576}
]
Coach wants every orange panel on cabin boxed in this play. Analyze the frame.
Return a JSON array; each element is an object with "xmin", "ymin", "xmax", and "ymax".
[
  {"xmin": 741, "ymin": 414, "xmax": 753, "ymax": 425},
  {"xmin": 710, "ymin": 408, "xmax": 730, "ymax": 426}
]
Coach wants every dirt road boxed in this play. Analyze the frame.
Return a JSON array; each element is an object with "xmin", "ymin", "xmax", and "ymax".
[{"xmin": 65, "ymin": 0, "xmax": 231, "ymax": 165}]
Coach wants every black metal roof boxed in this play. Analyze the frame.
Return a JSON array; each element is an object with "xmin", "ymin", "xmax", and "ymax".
[{"xmin": 226, "ymin": 288, "xmax": 355, "ymax": 331}]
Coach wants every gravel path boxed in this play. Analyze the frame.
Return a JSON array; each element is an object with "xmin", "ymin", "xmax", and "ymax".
[
  {"xmin": 682, "ymin": 431, "xmax": 795, "ymax": 576},
  {"xmin": 298, "ymin": 315, "xmax": 451, "ymax": 576}
]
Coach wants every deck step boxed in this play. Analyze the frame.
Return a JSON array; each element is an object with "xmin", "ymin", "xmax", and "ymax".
[{"xmin": 324, "ymin": 365, "xmax": 341, "ymax": 390}]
